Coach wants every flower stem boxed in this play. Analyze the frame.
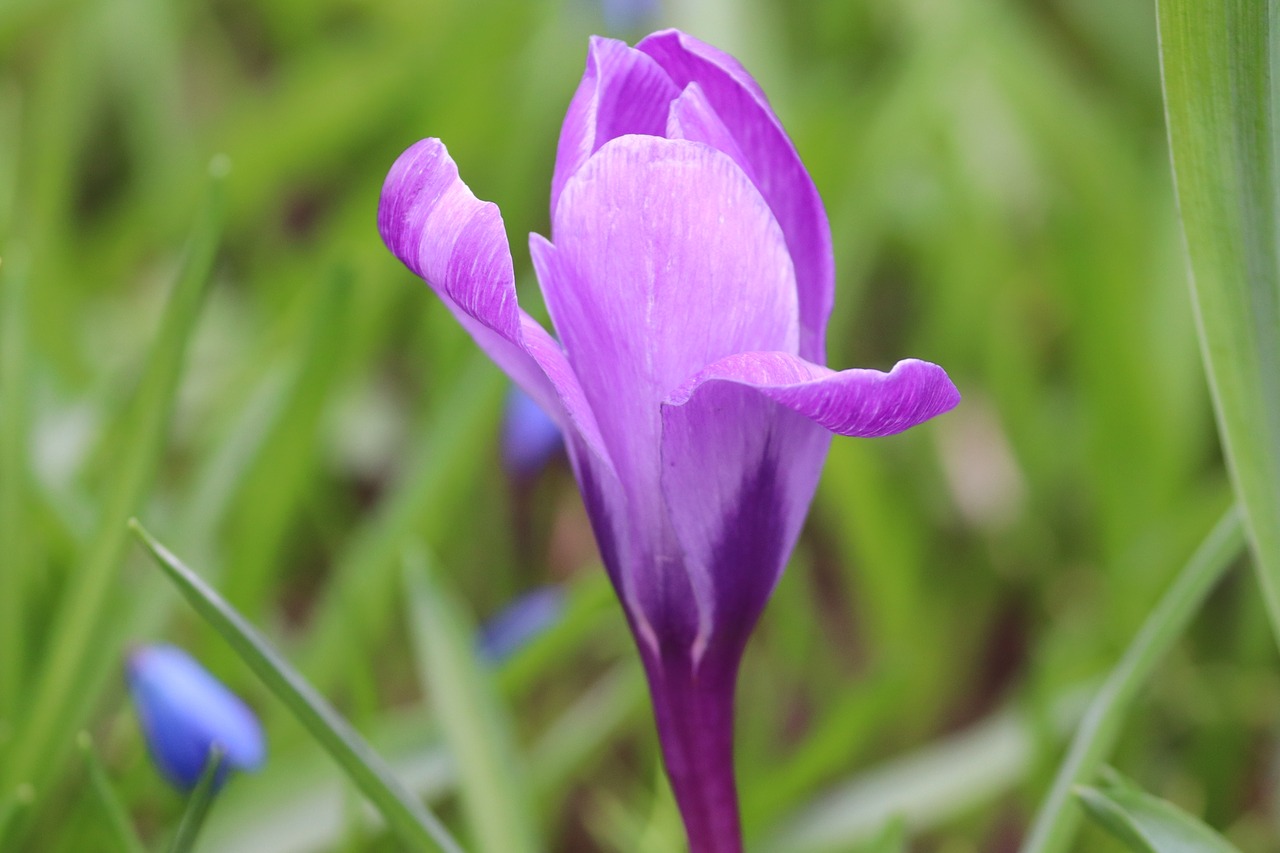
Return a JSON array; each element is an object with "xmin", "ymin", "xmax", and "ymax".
[{"xmin": 643, "ymin": 653, "xmax": 743, "ymax": 853}]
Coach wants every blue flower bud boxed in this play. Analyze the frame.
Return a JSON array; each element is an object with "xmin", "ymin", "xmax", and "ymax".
[
  {"xmin": 501, "ymin": 385, "xmax": 563, "ymax": 478},
  {"xmin": 476, "ymin": 587, "xmax": 566, "ymax": 663},
  {"xmin": 125, "ymin": 644, "xmax": 265, "ymax": 791},
  {"xmin": 600, "ymin": 0, "xmax": 659, "ymax": 33}
]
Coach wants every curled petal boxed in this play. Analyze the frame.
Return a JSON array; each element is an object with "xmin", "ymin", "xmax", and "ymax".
[
  {"xmin": 379, "ymin": 138, "xmax": 614, "ymax": 475},
  {"xmin": 551, "ymin": 36, "xmax": 679, "ymax": 216},
  {"xmin": 666, "ymin": 352, "xmax": 961, "ymax": 436},
  {"xmin": 638, "ymin": 29, "xmax": 836, "ymax": 363},
  {"xmin": 659, "ymin": 353, "xmax": 958, "ymax": 659},
  {"xmin": 380, "ymin": 139, "xmax": 518, "ymax": 338}
]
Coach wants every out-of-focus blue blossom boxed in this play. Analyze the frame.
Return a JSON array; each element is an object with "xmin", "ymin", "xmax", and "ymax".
[
  {"xmin": 476, "ymin": 587, "xmax": 566, "ymax": 663},
  {"xmin": 501, "ymin": 384, "xmax": 563, "ymax": 478},
  {"xmin": 125, "ymin": 644, "xmax": 265, "ymax": 791},
  {"xmin": 600, "ymin": 0, "xmax": 659, "ymax": 33}
]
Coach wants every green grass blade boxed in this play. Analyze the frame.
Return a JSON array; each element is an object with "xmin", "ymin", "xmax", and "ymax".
[
  {"xmin": 1076, "ymin": 774, "xmax": 1242, "ymax": 853},
  {"xmin": 760, "ymin": 688, "xmax": 1089, "ymax": 853},
  {"xmin": 168, "ymin": 749, "xmax": 225, "ymax": 853},
  {"xmin": 129, "ymin": 519, "xmax": 464, "ymax": 853},
  {"xmin": 201, "ymin": 661, "xmax": 641, "ymax": 853},
  {"xmin": 0, "ymin": 251, "xmax": 31, "ymax": 721},
  {"xmin": 528, "ymin": 663, "xmax": 646, "ymax": 804},
  {"xmin": 78, "ymin": 733, "xmax": 148, "ymax": 853},
  {"xmin": 220, "ymin": 267, "xmax": 352, "ymax": 614},
  {"xmin": 0, "ymin": 77, "xmax": 19, "ymax": 240},
  {"xmin": 299, "ymin": 360, "xmax": 504, "ymax": 687},
  {"xmin": 200, "ymin": 715, "xmax": 453, "ymax": 853},
  {"xmin": 859, "ymin": 817, "xmax": 907, "ymax": 853},
  {"xmin": 1020, "ymin": 507, "xmax": 1244, "ymax": 853},
  {"xmin": 0, "ymin": 785, "xmax": 33, "ymax": 843},
  {"xmin": 1156, "ymin": 0, "xmax": 1280, "ymax": 638},
  {"xmin": 403, "ymin": 552, "xmax": 540, "ymax": 853},
  {"xmin": 0, "ymin": 158, "xmax": 226, "ymax": 813}
]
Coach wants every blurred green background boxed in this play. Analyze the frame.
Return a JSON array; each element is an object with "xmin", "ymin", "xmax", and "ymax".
[{"xmin": 1, "ymin": 0, "xmax": 1273, "ymax": 850}]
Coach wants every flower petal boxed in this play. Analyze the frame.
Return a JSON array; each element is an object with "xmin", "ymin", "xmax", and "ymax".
[
  {"xmin": 658, "ymin": 353, "xmax": 959, "ymax": 659},
  {"xmin": 658, "ymin": 391, "xmax": 829, "ymax": 663},
  {"xmin": 550, "ymin": 36, "xmax": 679, "ymax": 217},
  {"xmin": 665, "ymin": 82, "xmax": 748, "ymax": 169},
  {"xmin": 641, "ymin": 29, "xmax": 770, "ymax": 107},
  {"xmin": 667, "ymin": 352, "xmax": 961, "ymax": 436},
  {"xmin": 638, "ymin": 29, "xmax": 835, "ymax": 363},
  {"xmin": 126, "ymin": 645, "xmax": 265, "ymax": 790},
  {"xmin": 379, "ymin": 138, "xmax": 614, "ymax": 475},
  {"xmin": 537, "ymin": 135, "xmax": 798, "ymax": 507}
]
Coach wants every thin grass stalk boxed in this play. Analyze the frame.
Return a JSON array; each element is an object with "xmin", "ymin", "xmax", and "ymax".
[
  {"xmin": 0, "ymin": 253, "xmax": 30, "ymax": 721},
  {"xmin": 1020, "ymin": 507, "xmax": 1244, "ymax": 853},
  {"xmin": 0, "ymin": 161, "xmax": 225, "ymax": 827},
  {"xmin": 131, "ymin": 520, "xmax": 464, "ymax": 853}
]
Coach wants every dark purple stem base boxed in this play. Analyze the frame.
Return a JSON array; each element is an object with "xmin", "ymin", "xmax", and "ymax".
[{"xmin": 642, "ymin": 652, "xmax": 743, "ymax": 853}]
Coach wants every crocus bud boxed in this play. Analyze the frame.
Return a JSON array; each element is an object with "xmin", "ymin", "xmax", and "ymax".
[
  {"xmin": 125, "ymin": 644, "xmax": 265, "ymax": 791},
  {"xmin": 476, "ymin": 587, "xmax": 566, "ymax": 663},
  {"xmin": 379, "ymin": 29, "xmax": 958, "ymax": 853},
  {"xmin": 501, "ymin": 385, "xmax": 564, "ymax": 478}
]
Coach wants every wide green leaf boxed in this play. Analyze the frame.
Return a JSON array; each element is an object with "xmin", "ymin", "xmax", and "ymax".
[
  {"xmin": 1157, "ymin": 0, "xmax": 1280, "ymax": 639},
  {"xmin": 129, "ymin": 519, "xmax": 463, "ymax": 853}
]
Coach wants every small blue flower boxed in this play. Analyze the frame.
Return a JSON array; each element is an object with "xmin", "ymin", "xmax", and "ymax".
[
  {"xmin": 476, "ymin": 587, "xmax": 566, "ymax": 663},
  {"xmin": 126, "ymin": 644, "xmax": 265, "ymax": 791},
  {"xmin": 501, "ymin": 385, "xmax": 563, "ymax": 478},
  {"xmin": 600, "ymin": 0, "xmax": 659, "ymax": 33}
]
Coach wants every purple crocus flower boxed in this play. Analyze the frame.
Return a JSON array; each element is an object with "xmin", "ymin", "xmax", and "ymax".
[
  {"xmin": 126, "ymin": 644, "xmax": 265, "ymax": 792},
  {"xmin": 378, "ymin": 29, "xmax": 958, "ymax": 852}
]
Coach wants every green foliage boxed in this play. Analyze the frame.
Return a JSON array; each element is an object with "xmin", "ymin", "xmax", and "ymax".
[
  {"xmin": 1077, "ymin": 769, "xmax": 1242, "ymax": 853},
  {"xmin": 860, "ymin": 818, "xmax": 908, "ymax": 853},
  {"xmin": 1157, "ymin": 0, "xmax": 1280, "ymax": 645},
  {"xmin": 79, "ymin": 733, "xmax": 149, "ymax": 853},
  {"xmin": 403, "ymin": 552, "xmax": 540, "ymax": 853},
  {"xmin": 1, "ymin": 162, "xmax": 226, "ymax": 805},
  {"xmin": 0, "ymin": 0, "xmax": 1271, "ymax": 849},
  {"xmin": 1021, "ymin": 509, "xmax": 1244, "ymax": 853},
  {"xmin": 168, "ymin": 749, "xmax": 226, "ymax": 853},
  {"xmin": 131, "ymin": 520, "xmax": 462, "ymax": 853}
]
